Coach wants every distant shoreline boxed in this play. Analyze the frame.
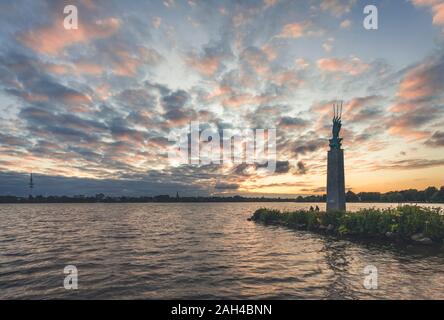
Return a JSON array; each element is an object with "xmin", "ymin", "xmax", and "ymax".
[
  {"xmin": 0, "ymin": 199, "xmax": 443, "ymax": 205},
  {"xmin": 2, "ymin": 186, "xmax": 442, "ymax": 204}
]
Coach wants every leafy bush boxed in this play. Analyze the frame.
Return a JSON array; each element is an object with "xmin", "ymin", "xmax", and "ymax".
[
  {"xmin": 397, "ymin": 205, "xmax": 444, "ymax": 239},
  {"xmin": 320, "ymin": 210, "xmax": 344, "ymax": 227},
  {"xmin": 251, "ymin": 205, "xmax": 444, "ymax": 242}
]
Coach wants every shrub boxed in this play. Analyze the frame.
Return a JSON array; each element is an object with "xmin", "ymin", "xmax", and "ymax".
[
  {"xmin": 320, "ymin": 210, "xmax": 344, "ymax": 227},
  {"xmin": 251, "ymin": 205, "xmax": 444, "ymax": 242}
]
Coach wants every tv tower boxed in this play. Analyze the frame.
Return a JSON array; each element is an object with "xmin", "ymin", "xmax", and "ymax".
[{"xmin": 29, "ymin": 172, "xmax": 34, "ymax": 197}]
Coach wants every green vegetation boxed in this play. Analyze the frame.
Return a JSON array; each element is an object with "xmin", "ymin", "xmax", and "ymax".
[
  {"xmin": 251, "ymin": 206, "xmax": 444, "ymax": 245},
  {"xmin": 295, "ymin": 186, "xmax": 444, "ymax": 203}
]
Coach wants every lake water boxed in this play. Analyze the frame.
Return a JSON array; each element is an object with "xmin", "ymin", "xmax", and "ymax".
[{"xmin": 1, "ymin": 202, "xmax": 444, "ymax": 300}]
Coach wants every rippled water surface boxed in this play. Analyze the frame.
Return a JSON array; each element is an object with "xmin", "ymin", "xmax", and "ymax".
[{"xmin": 1, "ymin": 202, "xmax": 444, "ymax": 299}]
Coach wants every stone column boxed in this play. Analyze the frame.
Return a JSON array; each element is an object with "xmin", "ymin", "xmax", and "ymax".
[{"xmin": 327, "ymin": 148, "xmax": 346, "ymax": 211}]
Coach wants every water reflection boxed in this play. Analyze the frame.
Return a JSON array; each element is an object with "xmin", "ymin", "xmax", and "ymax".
[{"xmin": 0, "ymin": 202, "xmax": 443, "ymax": 299}]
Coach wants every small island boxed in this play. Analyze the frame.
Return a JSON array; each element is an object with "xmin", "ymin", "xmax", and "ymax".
[{"xmin": 249, "ymin": 205, "xmax": 444, "ymax": 246}]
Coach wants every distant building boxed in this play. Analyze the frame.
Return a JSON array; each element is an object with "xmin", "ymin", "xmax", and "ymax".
[{"xmin": 29, "ymin": 172, "xmax": 34, "ymax": 197}]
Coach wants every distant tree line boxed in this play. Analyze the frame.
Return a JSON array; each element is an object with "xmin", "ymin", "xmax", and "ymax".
[
  {"xmin": 0, "ymin": 194, "xmax": 297, "ymax": 204},
  {"xmin": 0, "ymin": 186, "xmax": 443, "ymax": 203},
  {"xmin": 296, "ymin": 186, "xmax": 444, "ymax": 203}
]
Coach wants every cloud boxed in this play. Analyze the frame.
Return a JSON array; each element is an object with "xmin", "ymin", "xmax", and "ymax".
[
  {"xmin": 186, "ymin": 45, "xmax": 231, "ymax": 76},
  {"xmin": 317, "ymin": 57, "xmax": 370, "ymax": 75},
  {"xmin": 152, "ymin": 16, "xmax": 162, "ymax": 29},
  {"xmin": 412, "ymin": 0, "xmax": 444, "ymax": 29},
  {"xmin": 0, "ymin": 52, "xmax": 93, "ymax": 107},
  {"xmin": 340, "ymin": 19, "xmax": 352, "ymax": 28},
  {"xmin": 387, "ymin": 106, "xmax": 438, "ymax": 139},
  {"xmin": 271, "ymin": 160, "xmax": 290, "ymax": 173},
  {"xmin": 292, "ymin": 138, "xmax": 325, "ymax": 157},
  {"xmin": 371, "ymin": 158, "xmax": 444, "ymax": 171},
  {"xmin": 276, "ymin": 22, "xmax": 307, "ymax": 38},
  {"xmin": 215, "ymin": 182, "xmax": 240, "ymax": 190},
  {"xmin": 278, "ymin": 116, "xmax": 309, "ymax": 129},
  {"xmin": 344, "ymin": 95, "xmax": 383, "ymax": 123},
  {"xmin": 264, "ymin": 0, "xmax": 278, "ymax": 9},
  {"xmin": 388, "ymin": 54, "xmax": 444, "ymax": 140},
  {"xmin": 0, "ymin": 0, "xmax": 443, "ymax": 196},
  {"xmin": 18, "ymin": 17, "xmax": 121, "ymax": 55},
  {"xmin": 393, "ymin": 56, "xmax": 444, "ymax": 107},
  {"xmin": 320, "ymin": 0, "xmax": 356, "ymax": 17},
  {"xmin": 187, "ymin": 55, "xmax": 220, "ymax": 76},
  {"xmin": 296, "ymin": 161, "xmax": 307, "ymax": 174},
  {"xmin": 425, "ymin": 131, "xmax": 444, "ymax": 147}
]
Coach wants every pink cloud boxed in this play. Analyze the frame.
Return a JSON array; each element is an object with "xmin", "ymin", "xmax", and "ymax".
[
  {"xmin": 264, "ymin": 0, "xmax": 278, "ymax": 9},
  {"xmin": 222, "ymin": 93, "xmax": 271, "ymax": 108},
  {"xmin": 412, "ymin": 0, "xmax": 444, "ymax": 28},
  {"xmin": 187, "ymin": 55, "xmax": 221, "ymax": 76},
  {"xmin": 320, "ymin": 0, "xmax": 356, "ymax": 17},
  {"xmin": 388, "ymin": 55, "xmax": 444, "ymax": 140},
  {"xmin": 391, "ymin": 58, "xmax": 443, "ymax": 112},
  {"xmin": 276, "ymin": 22, "xmax": 306, "ymax": 38},
  {"xmin": 18, "ymin": 17, "xmax": 121, "ymax": 55},
  {"xmin": 317, "ymin": 57, "xmax": 370, "ymax": 75}
]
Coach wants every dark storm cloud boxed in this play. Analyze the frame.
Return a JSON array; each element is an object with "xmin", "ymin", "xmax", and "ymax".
[
  {"xmin": 115, "ymin": 88, "xmax": 157, "ymax": 110},
  {"xmin": 162, "ymin": 90, "xmax": 189, "ymax": 110},
  {"xmin": 108, "ymin": 117, "xmax": 148, "ymax": 143},
  {"xmin": 215, "ymin": 182, "xmax": 240, "ymax": 190},
  {"xmin": 0, "ymin": 133, "xmax": 30, "ymax": 148},
  {"xmin": 387, "ymin": 105, "xmax": 443, "ymax": 139},
  {"xmin": 20, "ymin": 106, "xmax": 107, "ymax": 143},
  {"xmin": 301, "ymin": 186, "xmax": 326, "ymax": 193},
  {"xmin": 292, "ymin": 138, "xmax": 325, "ymax": 156},
  {"xmin": 296, "ymin": 161, "xmax": 307, "ymax": 175},
  {"xmin": 256, "ymin": 160, "xmax": 291, "ymax": 174},
  {"xmin": 371, "ymin": 159, "xmax": 444, "ymax": 171},
  {"xmin": 232, "ymin": 163, "xmax": 253, "ymax": 177},
  {"xmin": 0, "ymin": 52, "xmax": 91, "ymax": 106},
  {"xmin": 278, "ymin": 116, "xmax": 309, "ymax": 129},
  {"xmin": 274, "ymin": 160, "xmax": 291, "ymax": 174},
  {"xmin": 426, "ymin": 131, "xmax": 444, "ymax": 147}
]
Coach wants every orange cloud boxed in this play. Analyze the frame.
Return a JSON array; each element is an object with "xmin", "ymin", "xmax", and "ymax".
[
  {"xmin": 412, "ymin": 0, "xmax": 444, "ymax": 27},
  {"xmin": 317, "ymin": 57, "xmax": 370, "ymax": 75},
  {"xmin": 222, "ymin": 93, "xmax": 271, "ymax": 108},
  {"xmin": 396, "ymin": 63, "xmax": 436, "ymax": 100},
  {"xmin": 276, "ymin": 22, "xmax": 306, "ymax": 38},
  {"xmin": 19, "ymin": 17, "xmax": 121, "ymax": 55},
  {"xmin": 388, "ymin": 125, "xmax": 430, "ymax": 140},
  {"xmin": 340, "ymin": 19, "xmax": 352, "ymax": 28},
  {"xmin": 206, "ymin": 85, "xmax": 232, "ymax": 100},
  {"xmin": 75, "ymin": 62, "xmax": 105, "ymax": 75},
  {"xmin": 111, "ymin": 47, "xmax": 162, "ymax": 77},
  {"xmin": 391, "ymin": 58, "xmax": 443, "ymax": 112},
  {"xmin": 62, "ymin": 92, "xmax": 92, "ymax": 104},
  {"xmin": 187, "ymin": 56, "xmax": 221, "ymax": 76},
  {"xmin": 40, "ymin": 62, "xmax": 72, "ymax": 75},
  {"xmin": 320, "ymin": 0, "xmax": 356, "ymax": 17},
  {"xmin": 264, "ymin": 0, "xmax": 278, "ymax": 8}
]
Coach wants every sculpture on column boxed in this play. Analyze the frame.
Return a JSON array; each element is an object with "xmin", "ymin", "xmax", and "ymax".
[
  {"xmin": 329, "ymin": 102, "xmax": 343, "ymax": 150},
  {"xmin": 326, "ymin": 101, "xmax": 346, "ymax": 212}
]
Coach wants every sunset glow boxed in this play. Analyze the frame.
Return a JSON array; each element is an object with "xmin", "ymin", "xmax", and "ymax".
[{"xmin": 0, "ymin": 0, "xmax": 443, "ymax": 196}]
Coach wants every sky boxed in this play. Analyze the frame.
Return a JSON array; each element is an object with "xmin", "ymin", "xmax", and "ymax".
[{"xmin": 0, "ymin": 0, "xmax": 443, "ymax": 197}]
